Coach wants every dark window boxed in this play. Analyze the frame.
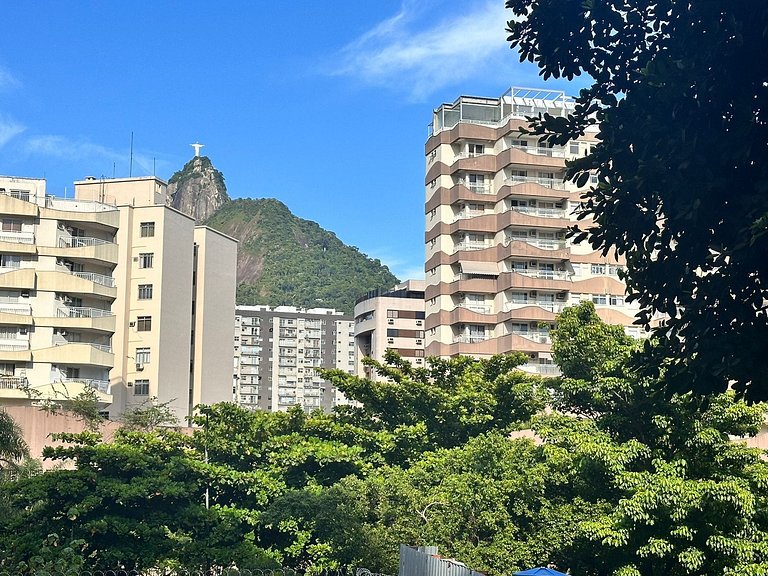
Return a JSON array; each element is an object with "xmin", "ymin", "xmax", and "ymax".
[
  {"xmin": 140, "ymin": 222, "xmax": 155, "ymax": 237},
  {"xmin": 138, "ymin": 284, "xmax": 153, "ymax": 300},
  {"xmin": 386, "ymin": 329, "xmax": 399, "ymax": 337},
  {"xmin": 134, "ymin": 379, "xmax": 150, "ymax": 395},
  {"xmin": 138, "ymin": 253, "xmax": 154, "ymax": 269},
  {"xmin": 137, "ymin": 316, "xmax": 152, "ymax": 331}
]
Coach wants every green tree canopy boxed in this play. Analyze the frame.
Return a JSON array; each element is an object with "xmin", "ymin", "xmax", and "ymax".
[{"xmin": 507, "ymin": 0, "xmax": 768, "ymax": 399}]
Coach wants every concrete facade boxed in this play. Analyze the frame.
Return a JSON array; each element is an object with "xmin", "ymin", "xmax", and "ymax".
[
  {"xmin": 424, "ymin": 88, "xmax": 640, "ymax": 374},
  {"xmin": 234, "ymin": 305, "xmax": 354, "ymax": 412},
  {"xmin": 354, "ymin": 280, "xmax": 426, "ymax": 378},
  {"xmin": 0, "ymin": 174, "xmax": 237, "ymax": 423}
]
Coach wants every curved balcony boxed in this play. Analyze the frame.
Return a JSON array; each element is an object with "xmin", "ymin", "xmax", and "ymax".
[
  {"xmin": 39, "ymin": 236, "xmax": 118, "ymax": 266},
  {"xmin": 33, "ymin": 343, "xmax": 114, "ymax": 368},
  {"xmin": 0, "ymin": 340, "xmax": 32, "ymax": 362},
  {"xmin": 0, "ymin": 268, "xmax": 35, "ymax": 290},
  {"xmin": 35, "ymin": 307, "xmax": 116, "ymax": 333},
  {"xmin": 37, "ymin": 270, "xmax": 117, "ymax": 300},
  {"xmin": 0, "ymin": 192, "xmax": 38, "ymax": 217}
]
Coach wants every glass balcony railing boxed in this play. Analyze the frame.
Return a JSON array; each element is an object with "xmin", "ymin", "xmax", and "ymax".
[
  {"xmin": 452, "ymin": 335, "xmax": 490, "ymax": 344},
  {"xmin": 509, "ymin": 143, "xmax": 566, "ymax": 158},
  {"xmin": 510, "ymin": 205, "xmax": 567, "ymax": 218},
  {"xmin": 0, "ymin": 230, "xmax": 35, "ymax": 244},
  {"xmin": 504, "ymin": 175, "xmax": 565, "ymax": 190},
  {"xmin": 505, "ymin": 237, "xmax": 566, "ymax": 250}
]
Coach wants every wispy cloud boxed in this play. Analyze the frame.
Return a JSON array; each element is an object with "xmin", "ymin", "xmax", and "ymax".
[
  {"xmin": 365, "ymin": 246, "xmax": 424, "ymax": 281},
  {"xmin": 22, "ymin": 134, "xmax": 166, "ymax": 177},
  {"xmin": 0, "ymin": 65, "xmax": 20, "ymax": 92},
  {"xmin": 332, "ymin": 0, "xmax": 513, "ymax": 100},
  {"xmin": 0, "ymin": 114, "xmax": 25, "ymax": 148}
]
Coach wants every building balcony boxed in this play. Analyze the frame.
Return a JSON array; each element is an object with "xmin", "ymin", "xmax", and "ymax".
[
  {"xmin": 37, "ymin": 270, "xmax": 117, "ymax": 299},
  {"xmin": 39, "ymin": 236, "xmax": 119, "ymax": 266},
  {"xmin": 0, "ymin": 375, "xmax": 28, "ymax": 391},
  {"xmin": 508, "ymin": 143, "xmax": 566, "ymax": 158},
  {"xmin": 0, "ymin": 341, "xmax": 32, "ymax": 362},
  {"xmin": 518, "ymin": 363, "xmax": 561, "ymax": 376},
  {"xmin": 0, "ymin": 268, "xmax": 35, "ymax": 290},
  {"xmin": 510, "ymin": 205, "xmax": 567, "ymax": 219},
  {"xmin": 508, "ymin": 330, "xmax": 552, "ymax": 344},
  {"xmin": 0, "ymin": 192, "xmax": 38, "ymax": 217},
  {"xmin": 0, "ymin": 303, "xmax": 33, "ymax": 326},
  {"xmin": 452, "ymin": 335, "xmax": 491, "ymax": 344},
  {"xmin": 33, "ymin": 343, "xmax": 114, "ymax": 368},
  {"xmin": 61, "ymin": 377, "xmax": 110, "ymax": 393},
  {"xmin": 504, "ymin": 300, "xmax": 566, "ymax": 314},
  {"xmin": 505, "ymin": 237, "xmax": 566, "ymax": 251},
  {"xmin": 453, "ymin": 242, "xmax": 492, "ymax": 253},
  {"xmin": 0, "ymin": 230, "xmax": 35, "ymax": 245},
  {"xmin": 504, "ymin": 175, "xmax": 565, "ymax": 190},
  {"xmin": 512, "ymin": 269, "xmax": 570, "ymax": 281}
]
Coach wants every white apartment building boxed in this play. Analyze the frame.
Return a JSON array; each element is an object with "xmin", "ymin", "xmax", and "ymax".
[
  {"xmin": 354, "ymin": 280, "xmax": 426, "ymax": 379},
  {"xmin": 234, "ymin": 305, "xmax": 355, "ymax": 412},
  {"xmin": 425, "ymin": 87, "xmax": 640, "ymax": 374},
  {"xmin": 0, "ymin": 174, "xmax": 237, "ymax": 422}
]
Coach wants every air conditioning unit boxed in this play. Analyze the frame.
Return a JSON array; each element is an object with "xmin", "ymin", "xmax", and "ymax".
[
  {"xmin": 556, "ymin": 292, "xmax": 567, "ymax": 300},
  {"xmin": 19, "ymin": 327, "xmax": 28, "ymax": 335},
  {"xmin": 416, "ymin": 320, "xmax": 423, "ymax": 326},
  {"xmin": 129, "ymin": 321, "xmax": 136, "ymax": 327},
  {"xmin": 133, "ymin": 257, "xmax": 139, "ymax": 262},
  {"xmin": 135, "ymin": 363, "xmax": 144, "ymax": 372},
  {"xmin": 387, "ymin": 338, "xmax": 394, "ymax": 344},
  {"xmin": 20, "ymin": 290, "xmax": 29, "ymax": 298},
  {"xmin": 529, "ymin": 261, "xmax": 538, "ymax": 266},
  {"xmin": 416, "ymin": 339, "xmax": 423, "ymax": 345},
  {"xmin": 387, "ymin": 319, "xmax": 394, "ymax": 325}
]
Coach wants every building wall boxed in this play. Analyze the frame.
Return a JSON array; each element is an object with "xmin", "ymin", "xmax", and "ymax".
[
  {"xmin": 0, "ymin": 174, "xmax": 237, "ymax": 425},
  {"xmin": 234, "ymin": 306, "xmax": 354, "ymax": 412},
  {"xmin": 192, "ymin": 226, "xmax": 238, "ymax": 408},
  {"xmin": 425, "ymin": 88, "xmax": 639, "ymax": 373},
  {"xmin": 354, "ymin": 280, "xmax": 426, "ymax": 379}
]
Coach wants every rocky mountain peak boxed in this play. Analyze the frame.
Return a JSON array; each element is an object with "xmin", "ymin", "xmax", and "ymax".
[{"xmin": 167, "ymin": 156, "xmax": 230, "ymax": 222}]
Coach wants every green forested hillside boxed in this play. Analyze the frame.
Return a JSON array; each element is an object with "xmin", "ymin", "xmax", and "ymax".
[{"xmin": 204, "ymin": 198, "xmax": 399, "ymax": 314}]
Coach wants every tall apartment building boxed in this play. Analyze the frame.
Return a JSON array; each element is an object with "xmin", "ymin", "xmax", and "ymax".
[
  {"xmin": 0, "ymin": 174, "xmax": 237, "ymax": 422},
  {"xmin": 424, "ymin": 87, "xmax": 639, "ymax": 373},
  {"xmin": 234, "ymin": 305, "xmax": 355, "ymax": 412},
  {"xmin": 354, "ymin": 280, "xmax": 426, "ymax": 379}
]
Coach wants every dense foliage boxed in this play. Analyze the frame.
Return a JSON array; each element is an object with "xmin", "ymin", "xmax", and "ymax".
[
  {"xmin": 205, "ymin": 198, "xmax": 399, "ymax": 314},
  {"xmin": 507, "ymin": 0, "xmax": 768, "ymax": 399},
  {"xmin": 1, "ymin": 305, "xmax": 766, "ymax": 574}
]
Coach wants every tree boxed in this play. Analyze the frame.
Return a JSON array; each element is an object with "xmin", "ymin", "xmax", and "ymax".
[
  {"xmin": 322, "ymin": 350, "xmax": 549, "ymax": 453},
  {"xmin": 0, "ymin": 409, "xmax": 28, "ymax": 469},
  {"xmin": 506, "ymin": 0, "xmax": 768, "ymax": 399}
]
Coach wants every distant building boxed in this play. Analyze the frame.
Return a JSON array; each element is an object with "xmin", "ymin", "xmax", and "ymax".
[
  {"xmin": 233, "ymin": 305, "xmax": 354, "ymax": 412},
  {"xmin": 0, "ymin": 174, "xmax": 237, "ymax": 423},
  {"xmin": 354, "ymin": 280, "xmax": 426, "ymax": 379},
  {"xmin": 424, "ymin": 87, "xmax": 640, "ymax": 374}
]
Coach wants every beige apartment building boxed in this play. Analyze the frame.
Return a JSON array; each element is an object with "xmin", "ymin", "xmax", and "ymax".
[
  {"xmin": 0, "ymin": 174, "xmax": 236, "ymax": 422},
  {"xmin": 234, "ymin": 305, "xmax": 354, "ymax": 412},
  {"xmin": 353, "ymin": 280, "xmax": 426, "ymax": 379},
  {"xmin": 424, "ymin": 87, "xmax": 639, "ymax": 374}
]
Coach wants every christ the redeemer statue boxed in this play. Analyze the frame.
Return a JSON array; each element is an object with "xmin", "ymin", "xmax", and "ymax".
[{"xmin": 191, "ymin": 142, "xmax": 205, "ymax": 157}]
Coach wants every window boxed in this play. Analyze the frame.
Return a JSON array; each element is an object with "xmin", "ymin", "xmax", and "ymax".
[
  {"xmin": 387, "ymin": 329, "xmax": 399, "ymax": 337},
  {"xmin": 610, "ymin": 296, "xmax": 625, "ymax": 306},
  {"xmin": 592, "ymin": 295, "xmax": 607, "ymax": 305},
  {"xmin": 0, "ymin": 363, "xmax": 15, "ymax": 376},
  {"xmin": 591, "ymin": 264, "xmax": 606, "ymax": 275},
  {"xmin": 387, "ymin": 310, "xmax": 399, "ymax": 319},
  {"xmin": 138, "ymin": 253, "xmax": 154, "ymax": 269},
  {"xmin": 134, "ymin": 379, "xmax": 150, "ymax": 395},
  {"xmin": 135, "ymin": 347, "xmax": 150, "ymax": 365},
  {"xmin": 138, "ymin": 284, "xmax": 153, "ymax": 300},
  {"xmin": 137, "ymin": 316, "xmax": 152, "ymax": 331},
  {"xmin": 468, "ymin": 143, "xmax": 485, "ymax": 156},
  {"xmin": 569, "ymin": 142, "xmax": 580, "ymax": 154},
  {"xmin": 0, "ymin": 254, "xmax": 21, "ymax": 268},
  {"xmin": 2, "ymin": 219, "xmax": 21, "ymax": 232},
  {"xmin": 140, "ymin": 222, "xmax": 155, "ymax": 237}
]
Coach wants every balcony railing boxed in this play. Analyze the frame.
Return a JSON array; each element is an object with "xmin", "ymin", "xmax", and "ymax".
[
  {"xmin": 505, "ymin": 238, "xmax": 567, "ymax": 250},
  {"xmin": 519, "ymin": 363, "xmax": 561, "ymax": 376},
  {"xmin": 504, "ymin": 301, "xmax": 566, "ymax": 313},
  {"xmin": 457, "ymin": 304, "xmax": 492, "ymax": 314},
  {"xmin": 511, "ymin": 206, "xmax": 567, "ymax": 218},
  {"xmin": 452, "ymin": 335, "xmax": 490, "ymax": 344},
  {"xmin": 54, "ymin": 341, "xmax": 112, "ymax": 353},
  {"xmin": 0, "ymin": 230, "xmax": 35, "ymax": 244},
  {"xmin": 509, "ymin": 143, "xmax": 566, "ymax": 158},
  {"xmin": 0, "ymin": 341, "xmax": 29, "ymax": 351},
  {"xmin": 0, "ymin": 189, "xmax": 35, "ymax": 203},
  {"xmin": 0, "ymin": 376, "xmax": 28, "ymax": 390},
  {"xmin": 0, "ymin": 304, "xmax": 32, "ymax": 315},
  {"xmin": 61, "ymin": 378, "xmax": 110, "ymax": 393},
  {"xmin": 453, "ymin": 210, "xmax": 486, "ymax": 222},
  {"xmin": 72, "ymin": 271, "xmax": 116, "ymax": 288},
  {"xmin": 504, "ymin": 175, "xmax": 565, "ymax": 190},
  {"xmin": 453, "ymin": 242, "xmax": 490, "ymax": 253},
  {"xmin": 58, "ymin": 236, "xmax": 116, "ymax": 248},
  {"xmin": 57, "ymin": 306, "xmax": 114, "ymax": 318},
  {"xmin": 514, "ymin": 269, "xmax": 570, "ymax": 280},
  {"xmin": 510, "ymin": 330, "xmax": 551, "ymax": 344}
]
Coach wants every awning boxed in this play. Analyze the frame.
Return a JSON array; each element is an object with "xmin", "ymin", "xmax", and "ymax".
[{"xmin": 460, "ymin": 261, "xmax": 499, "ymax": 276}]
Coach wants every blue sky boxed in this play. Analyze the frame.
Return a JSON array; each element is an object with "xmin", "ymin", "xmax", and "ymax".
[{"xmin": 0, "ymin": 1, "xmax": 586, "ymax": 282}]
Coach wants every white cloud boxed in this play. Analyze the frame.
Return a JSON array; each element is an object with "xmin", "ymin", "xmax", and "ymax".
[
  {"xmin": 0, "ymin": 114, "xmax": 25, "ymax": 148},
  {"xmin": 332, "ymin": 0, "xmax": 514, "ymax": 100},
  {"xmin": 0, "ymin": 65, "xmax": 20, "ymax": 92},
  {"xmin": 365, "ymin": 246, "xmax": 424, "ymax": 281},
  {"xmin": 22, "ymin": 134, "xmax": 164, "ymax": 177}
]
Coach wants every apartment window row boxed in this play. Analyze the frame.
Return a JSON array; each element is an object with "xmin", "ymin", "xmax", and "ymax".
[
  {"xmin": 135, "ymin": 347, "xmax": 151, "ymax": 365},
  {"xmin": 136, "ymin": 316, "xmax": 152, "ymax": 331},
  {"xmin": 138, "ymin": 253, "xmax": 153, "ymax": 269},
  {"xmin": 138, "ymin": 284, "xmax": 153, "ymax": 300}
]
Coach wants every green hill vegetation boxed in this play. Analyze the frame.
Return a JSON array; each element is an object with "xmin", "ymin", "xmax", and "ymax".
[{"xmin": 204, "ymin": 198, "xmax": 399, "ymax": 314}]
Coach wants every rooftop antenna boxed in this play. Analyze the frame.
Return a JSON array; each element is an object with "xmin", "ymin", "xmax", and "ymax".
[
  {"xmin": 191, "ymin": 142, "xmax": 204, "ymax": 157},
  {"xmin": 129, "ymin": 132, "xmax": 134, "ymax": 177}
]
